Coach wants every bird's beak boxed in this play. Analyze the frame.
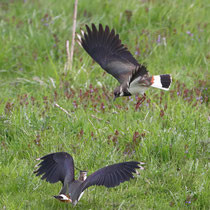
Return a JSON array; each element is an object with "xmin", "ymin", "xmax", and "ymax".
[
  {"xmin": 113, "ymin": 95, "xmax": 118, "ymax": 101},
  {"xmin": 54, "ymin": 194, "xmax": 72, "ymax": 203}
]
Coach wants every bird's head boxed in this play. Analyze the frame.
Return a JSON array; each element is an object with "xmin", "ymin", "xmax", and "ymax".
[
  {"xmin": 54, "ymin": 194, "xmax": 72, "ymax": 203},
  {"xmin": 79, "ymin": 170, "xmax": 88, "ymax": 182},
  {"xmin": 114, "ymin": 86, "xmax": 132, "ymax": 100},
  {"xmin": 114, "ymin": 86, "xmax": 124, "ymax": 101}
]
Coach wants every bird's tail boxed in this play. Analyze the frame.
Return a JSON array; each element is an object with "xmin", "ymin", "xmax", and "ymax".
[{"xmin": 150, "ymin": 74, "xmax": 172, "ymax": 90}]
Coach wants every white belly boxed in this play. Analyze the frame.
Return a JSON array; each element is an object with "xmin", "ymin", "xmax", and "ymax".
[
  {"xmin": 128, "ymin": 85, "xmax": 148, "ymax": 95},
  {"xmin": 128, "ymin": 77, "xmax": 148, "ymax": 95}
]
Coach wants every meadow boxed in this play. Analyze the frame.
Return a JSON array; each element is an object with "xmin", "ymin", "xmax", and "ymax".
[{"xmin": 0, "ymin": 0, "xmax": 209, "ymax": 209}]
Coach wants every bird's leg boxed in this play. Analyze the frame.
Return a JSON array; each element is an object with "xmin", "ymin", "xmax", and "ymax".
[{"xmin": 135, "ymin": 93, "xmax": 146, "ymax": 110}]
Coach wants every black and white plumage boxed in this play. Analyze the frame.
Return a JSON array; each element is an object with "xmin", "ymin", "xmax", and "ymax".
[
  {"xmin": 77, "ymin": 24, "xmax": 172, "ymax": 101},
  {"xmin": 34, "ymin": 152, "xmax": 145, "ymax": 206}
]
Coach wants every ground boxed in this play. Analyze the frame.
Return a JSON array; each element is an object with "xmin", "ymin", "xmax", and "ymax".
[{"xmin": 0, "ymin": 0, "xmax": 209, "ymax": 209}]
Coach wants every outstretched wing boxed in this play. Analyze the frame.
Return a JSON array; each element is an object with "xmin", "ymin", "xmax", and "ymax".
[
  {"xmin": 78, "ymin": 24, "xmax": 147, "ymax": 84},
  {"xmin": 34, "ymin": 152, "xmax": 75, "ymax": 184},
  {"xmin": 81, "ymin": 161, "xmax": 144, "ymax": 192}
]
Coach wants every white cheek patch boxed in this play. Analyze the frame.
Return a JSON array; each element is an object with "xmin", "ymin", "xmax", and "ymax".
[
  {"xmin": 119, "ymin": 86, "xmax": 124, "ymax": 96},
  {"xmin": 59, "ymin": 194, "xmax": 72, "ymax": 202}
]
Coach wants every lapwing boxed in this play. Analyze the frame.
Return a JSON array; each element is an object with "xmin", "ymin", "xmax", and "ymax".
[
  {"xmin": 77, "ymin": 24, "xmax": 172, "ymax": 104},
  {"xmin": 34, "ymin": 152, "xmax": 145, "ymax": 206}
]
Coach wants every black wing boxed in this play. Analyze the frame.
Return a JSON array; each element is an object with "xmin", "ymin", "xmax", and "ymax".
[
  {"xmin": 78, "ymin": 24, "xmax": 146, "ymax": 84},
  {"xmin": 34, "ymin": 152, "xmax": 75, "ymax": 184},
  {"xmin": 81, "ymin": 161, "xmax": 143, "ymax": 192}
]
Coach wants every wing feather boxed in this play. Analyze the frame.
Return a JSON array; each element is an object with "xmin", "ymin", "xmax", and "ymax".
[
  {"xmin": 81, "ymin": 161, "xmax": 143, "ymax": 191},
  {"xmin": 79, "ymin": 24, "xmax": 146, "ymax": 84},
  {"xmin": 34, "ymin": 152, "xmax": 75, "ymax": 184}
]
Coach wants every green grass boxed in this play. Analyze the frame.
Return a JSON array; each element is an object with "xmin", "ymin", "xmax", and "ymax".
[{"xmin": 0, "ymin": 0, "xmax": 209, "ymax": 209}]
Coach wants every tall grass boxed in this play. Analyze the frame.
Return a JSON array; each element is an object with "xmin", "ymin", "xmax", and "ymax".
[{"xmin": 0, "ymin": 0, "xmax": 209, "ymax": 209}]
